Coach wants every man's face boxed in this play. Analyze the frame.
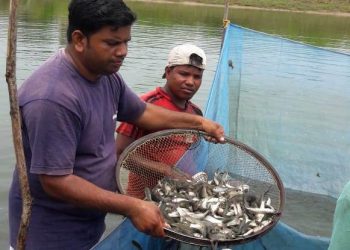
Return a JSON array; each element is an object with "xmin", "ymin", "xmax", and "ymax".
[
  {"xmin": 165, "ymin": 65, "xmax": 203, "ymax": 101},
  {"xmin": 81, "ymin": 25, "xmax": 131, "ymax": 76}
]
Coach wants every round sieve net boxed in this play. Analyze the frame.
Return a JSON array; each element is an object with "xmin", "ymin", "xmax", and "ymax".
[{"xmin": 116, "ymin": 129, "xmax": 285, "ymax": 246}]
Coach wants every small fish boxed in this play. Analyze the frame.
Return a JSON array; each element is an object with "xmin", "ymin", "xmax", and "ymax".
[
  {"xmin": 228, "ymin": 59, "xmax": 234, "ymax": 69},
  {"xmin": 204, "ymin": 215, "xmax": 223, "ymax": 227},
  {"xmin": 192, "ymin": 171, "xmax": 208, "ymax": 183},
  {"xmin": 221, "ymin": 228, "xmax": 236, "ymax": 239},
  {"xmin": 208, "ymin": 230, "xmax": 229, "ymax": 241},
  {"xmin": 213, "ymin": 186, "xmax": 228, "ymax": 194},
  {"xmin": 236, "ymin": 203, "xmax": 243, "ymax": 217},
  {"xmin": 176, "ymin": 207, "xmax": 191, "ymax": 218},
  {"xmin": 187, "ymin": 191, "xmax": 197, "ymax": 198},
  {"xmin": 150, "ymin": 171, "xmax": 278, "ymax": 241},
  {"xmin": 172, "ymin": 197, "xmax": 188, "ymax": 203},
  {"xmin": 131, "ymin": 240, "xmax": 143, "ymax": 250},
  {"xmin": 231, "ymin": 202, "xmax": 238, "ymax": 216},
  {"xmin": 243, "ymin": 219, "xmax": 272, "ymax": 236},
  {"xmin": 168, "ymin": 210, "xmax": 180, "ymax": 218},
  {"xmin": 190, "ymin": 223, "xmax": 207, "ymax": 236},
  {"xmin": 226, "ymin": 217, "xmax": 240, "ymax": 227},
  {"xmin": 177, "ymin": 207, "xmax": 209, "ymax": 220},
  {"xmin": 213, "ymin": 170, "xmax": 230, "ymax": 185},
  {"xmin": 193, "ymin": 232, "xmax": 204, "ymax": 238},
  {"xmin": 245, "ymin": 206, "xmax": 276, "ymax": 214},
  {"xmin": 172, "ymin": 222, "xmax": 196, "ymax": 236},
  {"xmin": 209, "ymin": 202, "xmax": 220, "ymax": 214},
  {"xmin": 237, "ymin": 216, "xmax": 250, "ymax": 235}
]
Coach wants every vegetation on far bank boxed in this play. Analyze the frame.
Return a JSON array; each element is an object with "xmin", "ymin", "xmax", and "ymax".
[{"xmin": 137, "ymin": 0, "xmax": 350, "ymax": 14}]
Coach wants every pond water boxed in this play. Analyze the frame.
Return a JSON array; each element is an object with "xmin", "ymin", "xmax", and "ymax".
[{"xmin": 0, "ymin": 0, "xmax": 349, "ymax": 248}]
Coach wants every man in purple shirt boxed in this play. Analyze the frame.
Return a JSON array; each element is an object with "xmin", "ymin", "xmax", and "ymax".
[{"xmin": 8, "ymin": 0, "xmax": 224, "ymax": 249}]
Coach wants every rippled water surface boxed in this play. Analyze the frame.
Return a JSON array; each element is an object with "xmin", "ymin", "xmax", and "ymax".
[{"xmin": 0, "ymin": 0, "xmax": 349, "ymax": 248}]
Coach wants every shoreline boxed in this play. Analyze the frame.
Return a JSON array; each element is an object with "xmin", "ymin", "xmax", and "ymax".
[{"xmin": 126, "ymin": 0, "xmax": 350, "ymax": 17}]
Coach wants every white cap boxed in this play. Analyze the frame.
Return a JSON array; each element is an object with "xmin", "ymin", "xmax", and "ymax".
[{"xmin": 166, "ymin": 44, "xmax": 206, "ymax": 70}]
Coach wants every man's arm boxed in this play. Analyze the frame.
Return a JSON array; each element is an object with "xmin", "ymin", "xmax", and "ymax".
[
  {"xmin": 116, "ymin": 133, "xmax": 136, "ymax": 157},
  {"xmin": 39, "ymin": 174, "xmax": 166, "ymax": 237},
  {"xmin": 133, "ymin": 103, "xmax": 224, "ymax": 142}
]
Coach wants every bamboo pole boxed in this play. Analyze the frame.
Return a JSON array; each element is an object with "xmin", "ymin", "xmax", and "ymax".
[
  {"xmin": 221, "ymin": 0, "xmax": 230, "ymax": 49},
  {"xmin": 6, "ymin": 0, "xmax": 32, "ymax": 249},
  {"xmin": 223, "ymin": 0, "xmax": 229, "ymax": 22}
]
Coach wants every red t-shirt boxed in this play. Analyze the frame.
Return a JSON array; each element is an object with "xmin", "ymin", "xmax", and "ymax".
[{"xmin": 116, "ymin": 87, "xmax": 202, "ymax": 198}]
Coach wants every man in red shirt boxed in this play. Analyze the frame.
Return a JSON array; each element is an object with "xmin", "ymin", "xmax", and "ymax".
[{"xmin": 116, "ymin": 44, "xmax": 206, "ymax": 199}]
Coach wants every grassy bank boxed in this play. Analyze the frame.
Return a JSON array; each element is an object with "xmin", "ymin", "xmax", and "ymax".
[{"xmin": 131, "ymin": 0, "xmax": 350, "ymax": 14}]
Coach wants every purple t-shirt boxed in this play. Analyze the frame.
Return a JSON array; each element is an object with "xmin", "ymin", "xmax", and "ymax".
[{"xmin": 9, "ymin": 49, "xmax": 146, "ymax": 249}]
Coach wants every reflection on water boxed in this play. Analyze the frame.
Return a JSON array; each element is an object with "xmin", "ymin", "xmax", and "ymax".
[
  {"xmin": 127, "ymin": 1, "xmax": 350, "ymax": 52},
  {"xmin": 121, "ymin": 22, "xmax": 222, "ymax": 107},
  {"xmin": 0, "ymin": 0, "xmax": 349, "ymax": 248}
]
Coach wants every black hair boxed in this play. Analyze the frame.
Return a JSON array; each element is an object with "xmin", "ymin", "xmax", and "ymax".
[
  {"xmin": 67, "ymin": 0, "xmax": 137, "ymax": 42},
  {"xmin": 189, "ymin": 53, "xmax": 203, "ymax": 68}
]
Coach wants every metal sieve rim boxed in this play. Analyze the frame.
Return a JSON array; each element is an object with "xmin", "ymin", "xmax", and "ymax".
[{"xmin": 115, "ymin": 129, "xmax": 285, "ymax": 246}]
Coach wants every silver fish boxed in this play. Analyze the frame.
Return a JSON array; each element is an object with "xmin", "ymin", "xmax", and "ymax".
[{"xmin": 151, "ymin": 171, "xmax": 277, "ymax": 241}]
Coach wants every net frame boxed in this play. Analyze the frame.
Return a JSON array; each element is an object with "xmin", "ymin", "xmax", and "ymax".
[{"xmin": 116, "ymin": 129, "xmax": 285, "ymax": 246}]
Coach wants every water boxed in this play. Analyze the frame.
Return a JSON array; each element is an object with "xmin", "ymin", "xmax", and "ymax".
[{"xmin": 1, "ymin": 0, "xmax": 349, "ymax": 248}]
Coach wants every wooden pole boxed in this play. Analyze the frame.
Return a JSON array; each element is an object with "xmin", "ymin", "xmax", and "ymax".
[
  {"xmin": 221, "ymin": 0, "xmax": 230, "ymax": 49},
  {"xmin": 6, "ymin": 0, "xmax": 33, "ymax": 249},
  {"xmin": 223, "ymin": 0, "xmax": 229, "ymax": 22}
]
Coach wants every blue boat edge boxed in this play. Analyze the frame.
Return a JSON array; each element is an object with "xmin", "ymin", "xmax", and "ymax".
[{"xmin": 93, "ymin": 218, "xmax": 329, "ymax": 250}]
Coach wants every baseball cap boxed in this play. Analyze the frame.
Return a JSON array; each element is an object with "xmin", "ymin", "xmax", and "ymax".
[{"xmin": 162, "ymin": 44, "xmax": 207, "ymax": 78}]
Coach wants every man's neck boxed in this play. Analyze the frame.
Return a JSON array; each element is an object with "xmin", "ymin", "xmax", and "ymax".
[
  {"xmin": 64, "ymin": 46, "xmax": 99, "ymax": 81},
  {"xmin": 162, "ymin": 86, "xmax": 187, "ymax": 109}
]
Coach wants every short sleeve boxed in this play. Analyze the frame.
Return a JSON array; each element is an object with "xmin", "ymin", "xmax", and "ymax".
[
  {"xmin": 114, "ymin": 76, "xmax": 146, "ymax": 122},
  {"xmin": 116, "ymin": 122, "xmax": 140, "ymax": 139},
  {"xmin": 22, "ymin": 100, "xmax": 81, "ymax": 175}
]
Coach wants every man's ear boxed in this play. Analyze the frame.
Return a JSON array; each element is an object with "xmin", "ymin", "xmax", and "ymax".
[
  {"xmin": 165, "ymin": 66, "xmax": 172, "ymax": 76},
  {"xmin": 162, "ymin": 66, "xmax": 170, "ymax": 79},
  {"xmin": 71, "ymin": 30, "xmax": 87, "ymax": 53}
]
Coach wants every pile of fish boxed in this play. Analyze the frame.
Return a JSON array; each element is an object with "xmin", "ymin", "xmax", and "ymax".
[{"xmin": 146, "ymin": 171, "xmax": 279, "ymax": 241}]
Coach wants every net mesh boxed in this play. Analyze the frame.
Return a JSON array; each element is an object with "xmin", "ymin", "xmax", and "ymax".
[
  {"xmin": 117, "ymin": 133, "xmax": 199, "ymax": 199},
  {"xmin": 206, "ymin": 24, "xmax": 350, "ymax": 199},
  {"xmin": 116, "ymin": 129, "xmax": 284, "ymax": 246},
  {"xmin": 205, "ymin": 23, "xmax": 350, "ymax": 238}
]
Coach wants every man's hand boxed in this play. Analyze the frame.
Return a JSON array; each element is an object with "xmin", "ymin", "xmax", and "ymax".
[
  {"xmin": 128, "ymin": 199, "xmax": 166, "ymax": 237},
  {"xmin": 201, "ymin": 117, "xmax": 225, "ymax": 143},
  {"xmin": 39, "ymin": 174, "xmax": 166, "ymax": 237}
]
